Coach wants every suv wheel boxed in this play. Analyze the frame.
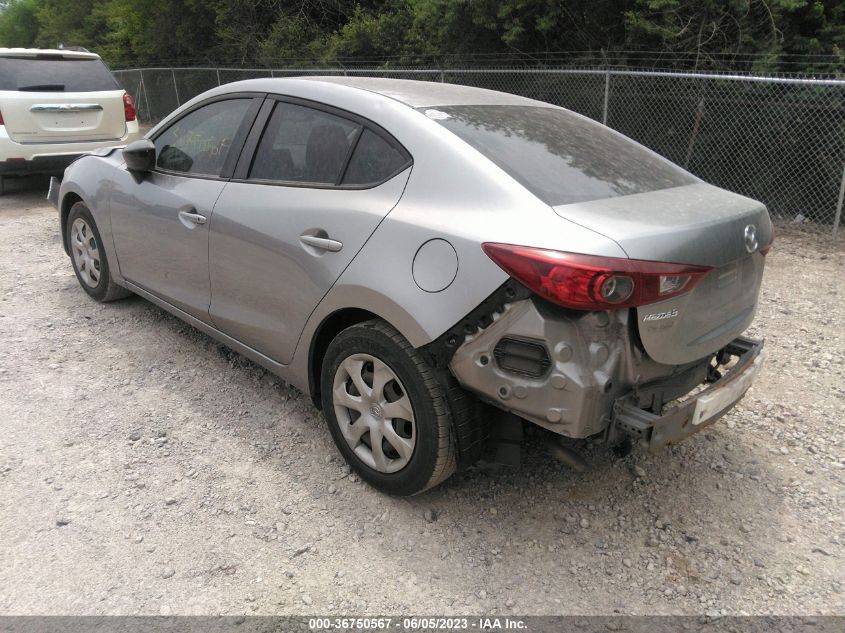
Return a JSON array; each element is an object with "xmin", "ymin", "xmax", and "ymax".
[{"xmin": 321, "ymin": 319, "xmax": 457, "ymax": 496}]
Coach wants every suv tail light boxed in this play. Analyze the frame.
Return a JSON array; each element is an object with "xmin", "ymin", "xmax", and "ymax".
[
  {"xmin": 0, "ymin": 109, "xmax": 4, "ymax": 126},
  {"xmin": 123, "ymin": 93, "xmax": 136, "ymax": 122},
  {"xmin": 482, "ymin": 243, "xmax": 712, "ymax": 311}
]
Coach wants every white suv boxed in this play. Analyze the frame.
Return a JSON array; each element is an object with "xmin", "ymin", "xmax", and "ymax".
[{"xmin": 0, "ymin": 48, "xmax": 141, "ymax": 194}]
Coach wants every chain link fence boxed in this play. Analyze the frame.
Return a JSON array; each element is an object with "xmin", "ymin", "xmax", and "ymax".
[{"xmin": 113, "ymin": 67, "xmax": 845, "ymax": 235}]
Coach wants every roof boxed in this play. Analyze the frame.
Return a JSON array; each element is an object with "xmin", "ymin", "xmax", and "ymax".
[
  {"xmin": 216, "ymin": 76, "xmax": 550, "ymax": 109},
  {"xmin": 298, "ymin": 76, "xmax": 547, "ymax": 108},
  {"xmin": 0, "ymin": 48, "xmax": 100, "ymax": 60}
]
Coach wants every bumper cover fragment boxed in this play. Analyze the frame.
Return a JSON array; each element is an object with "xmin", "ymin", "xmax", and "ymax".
[{"xmin": 611, "ymin": 337, "xmax": 765, "ymax": 451}]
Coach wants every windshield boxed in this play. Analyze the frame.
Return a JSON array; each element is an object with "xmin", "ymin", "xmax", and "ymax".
[
  {"xmin": 423, "ymin": 104, "xmax": 696, "ymax": 206},
  {"xmin": 0, "ymin": 56, "xmax": 120, "ymax": 92}
]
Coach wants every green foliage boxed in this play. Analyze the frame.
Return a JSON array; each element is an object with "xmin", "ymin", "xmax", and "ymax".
[
  {"xmin": 0, "ymin": 0, "xmax": 39, "ymax": 47},
  {"xmin": 0, "ymin": 0, "xmax": 841, "ymax": 72}
]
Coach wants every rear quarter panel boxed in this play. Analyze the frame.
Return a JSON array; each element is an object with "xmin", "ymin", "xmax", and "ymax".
[{"xmin": 287, "ymin": 106, "xmax": 628, "ymax": 387}]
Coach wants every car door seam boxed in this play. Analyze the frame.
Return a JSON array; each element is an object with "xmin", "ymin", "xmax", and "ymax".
[{"xmin": 287, "ymin": 165, "xmax": 415, "ymax": 362}]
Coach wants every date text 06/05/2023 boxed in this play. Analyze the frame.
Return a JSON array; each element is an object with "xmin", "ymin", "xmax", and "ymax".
[{"xmin": 308, "ymin": 617, "xmax": 528, "ymax": 630}]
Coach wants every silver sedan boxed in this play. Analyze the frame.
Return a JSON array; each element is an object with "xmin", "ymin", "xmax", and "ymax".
[{"xmin": 52, "ymin": 77, "xmax": 772, "ymax": 495}]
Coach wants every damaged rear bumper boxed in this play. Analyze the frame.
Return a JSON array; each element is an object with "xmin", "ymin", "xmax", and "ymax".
[{"xmin": 611, "ymin": 337, "xmax": 765, "ymax": 450}]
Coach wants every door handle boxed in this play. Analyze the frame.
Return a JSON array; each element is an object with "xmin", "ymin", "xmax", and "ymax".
[
  {"xmin": 300, "ymin": 234, "xmax": 343, "ymax": 252},
  {"xmin": 178, "ymin": 210, "xmax": 207, "ymax": 226}
]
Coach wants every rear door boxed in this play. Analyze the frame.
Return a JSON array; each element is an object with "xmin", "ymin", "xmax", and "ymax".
[
  {"xmin": 0, "ymin": 53, "xmax": 126, "ymax": 142},
  {"xmin": 111, "ymin": 95, "xmax": 262, "ymax": 321},
  {"xmin": 208, "ymin": 96, "xmax": 412, "ymax": 364}
]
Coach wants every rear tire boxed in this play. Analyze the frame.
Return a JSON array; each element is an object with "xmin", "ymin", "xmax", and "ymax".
[
  {"xmin": 320, "ymin": 319, "xmax": 457, "ymax": 496},
  {"xmin": 66, "ymin": 201, "xmax": 131, "ymax": 302}
]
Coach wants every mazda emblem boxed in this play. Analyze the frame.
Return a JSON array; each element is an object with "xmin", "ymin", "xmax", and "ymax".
[{"xmin": 743, "ymin": 224, "xmax": 758, "ymax": 253}]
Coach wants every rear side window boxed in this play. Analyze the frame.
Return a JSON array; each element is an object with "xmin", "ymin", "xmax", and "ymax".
[
  {"xmin": 424, "ymin": 105, "xmax": 696, "ymax": 206},
  {"xmin": 154, "ymin": 99, "xmax": 252, "ymax": 176},
  {"xmin": 250, "ymin": 102, "xmax": 360, "ymax": 184},
  {"xmin": 0, "ymin": 56, "xmax": 120, "ymax": 92},
  {"xmin": 342, "ymin": 129, "xmax": 410, "ymax": 185}
]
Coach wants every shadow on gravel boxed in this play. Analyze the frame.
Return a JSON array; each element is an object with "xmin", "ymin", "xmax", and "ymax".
[{"xmin": 0, "ymin": 174, "xmax": 51, "ymax": 202}]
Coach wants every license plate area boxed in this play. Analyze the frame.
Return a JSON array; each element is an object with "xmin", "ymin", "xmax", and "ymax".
[{"xmin": 611, "ymin": 337, "xmax": 765, "ymax": 450}]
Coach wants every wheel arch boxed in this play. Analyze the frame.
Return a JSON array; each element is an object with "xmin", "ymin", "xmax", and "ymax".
[
  {"xmin": 308, "ymin": 307, "xmax": 380, "ymax": 408},
  {"xmin": 59, "ymin": 191, "xmax": 84, "ymax": 255}
]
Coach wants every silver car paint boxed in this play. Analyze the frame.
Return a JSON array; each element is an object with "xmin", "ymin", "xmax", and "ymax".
[
  {"xmin": 57, "ymin": 77, "xmax": 768, "ymax": 410},
  {"xmin": 110, "ymin": 170, "xmax": 225, "ymax": 321},
  {"xmin": 551, "ymin": 182, "xmax": 773, "ymax": 268},
  {"xmin": 208, "ymin": 169, "xmax": 411, "ymax": 365}
]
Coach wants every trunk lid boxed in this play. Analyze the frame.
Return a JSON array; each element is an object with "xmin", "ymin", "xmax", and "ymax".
[{"xmin": 553, "ymin": 183, "xmax": 772, "ymax": 365}]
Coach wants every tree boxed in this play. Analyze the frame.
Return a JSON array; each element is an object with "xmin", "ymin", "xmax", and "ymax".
[
  {"xmin": 0, "ymin": 0, "xmax": 841, "ymax": 72},
  {"xmin": 0, "ymin": 0, "xmax": 40, "ymax": 47}
]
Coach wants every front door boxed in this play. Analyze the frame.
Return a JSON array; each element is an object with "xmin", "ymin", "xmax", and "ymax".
[{"xmin": 110, "ymin": 97, "xmax": 259, "ymax": 320}]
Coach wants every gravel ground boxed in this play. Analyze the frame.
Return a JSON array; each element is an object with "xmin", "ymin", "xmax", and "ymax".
[{"xmin": 0, "ymin": 177, "xmax": 843, "ymax": 616}]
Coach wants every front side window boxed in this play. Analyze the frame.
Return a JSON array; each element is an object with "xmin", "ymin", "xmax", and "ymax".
[
  {"xmin": 250, "ymin": 102, "xmax": 360, "ymax": 184},
  {"xmin": 154, "ymin": 99, "xmax": 252, "ymax": 176}
]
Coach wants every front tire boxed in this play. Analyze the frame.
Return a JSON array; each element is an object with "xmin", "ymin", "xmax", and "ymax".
[
  {"xmin": 321, "ymin": 320, "xmax": 456, "ymax": 496},
  {"xmin": 66, "ymin": 201, "xmax": 131, "ymax": 302}
]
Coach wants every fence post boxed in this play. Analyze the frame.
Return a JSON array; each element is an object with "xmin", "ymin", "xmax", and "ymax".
[
  {"xmin": 171, "ymin": 68, "xmax": 180, "ymax": 106},
  {"xmin": 602, "ymin": 70, "xmax": 610, "ymax": 125},
  {"xmin": 139, "ymin": 69, "xmax": 151, "ymax": 122},
  {"xmin": 216, "ymin": 68, "xmax": 221, "ymax": 86},
  {"xmin": 833, "ymin": 162, "xmax": 845, "ymax": 239}
]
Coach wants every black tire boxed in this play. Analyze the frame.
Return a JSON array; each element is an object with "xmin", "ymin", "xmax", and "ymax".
[
  {"xmin": 321, "ymin": 319, "xmax": 457, "ymax": 496},
  {"xmin": 66, "ymin": 201, "xmax": 131, "ymax": 302}
]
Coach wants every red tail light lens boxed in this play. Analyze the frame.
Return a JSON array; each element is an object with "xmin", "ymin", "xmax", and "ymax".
[
  {"xmin": 482, "ymin": 243, "xmax": 712, "ymax": 311},
  {"xmin": 123, "ymin": 93, "xmax": 136, "ymax": 122},
  {"xmin": 0, "ymin": 109, "xmax": 4, "ymax": 126}
]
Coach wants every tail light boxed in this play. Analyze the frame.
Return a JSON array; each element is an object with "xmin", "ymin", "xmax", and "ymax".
[
  {"xmin": 0, "ymin": 109, "xmax": 4, "ymax": 126},
  {"xmin": 123, "ymin": 93, "xmax": 136, "ymax": 122},
  {"xmin": 482, "ymin": 243, "xmax": 712, "ymax": 311}
]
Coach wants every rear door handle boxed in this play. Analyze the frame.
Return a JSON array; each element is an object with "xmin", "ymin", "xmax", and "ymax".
[
  {"xmin": 300, "ymin": 235, "xmax": 343, "ymax": 252},
  {"xmin": 178, "ymin": 209, "xmax": 207, "ymax": 226}
]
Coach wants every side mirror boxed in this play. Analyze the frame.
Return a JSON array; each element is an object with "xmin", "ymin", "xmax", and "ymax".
[{"xmin": 123, "ymin": 139, "xmax": 156, "ymax": 173}]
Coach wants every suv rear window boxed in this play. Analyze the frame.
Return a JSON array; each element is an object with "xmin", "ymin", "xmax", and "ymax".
[
  {"xmin": 0, "ymin": 56, "xmax": 120, "ymax": 92},
  {"xmin": 422, "ymin": 105, "xmax": 696, "ymax": 206}
]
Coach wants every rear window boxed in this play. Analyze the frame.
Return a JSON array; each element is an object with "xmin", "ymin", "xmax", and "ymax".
[
  {"xmin": 423, "ymin": 105, "xmax": 696, "ymax": 206},
  {"xmin": 0, "ymin": 56, "xmax": 120, "ymax": 92}
]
